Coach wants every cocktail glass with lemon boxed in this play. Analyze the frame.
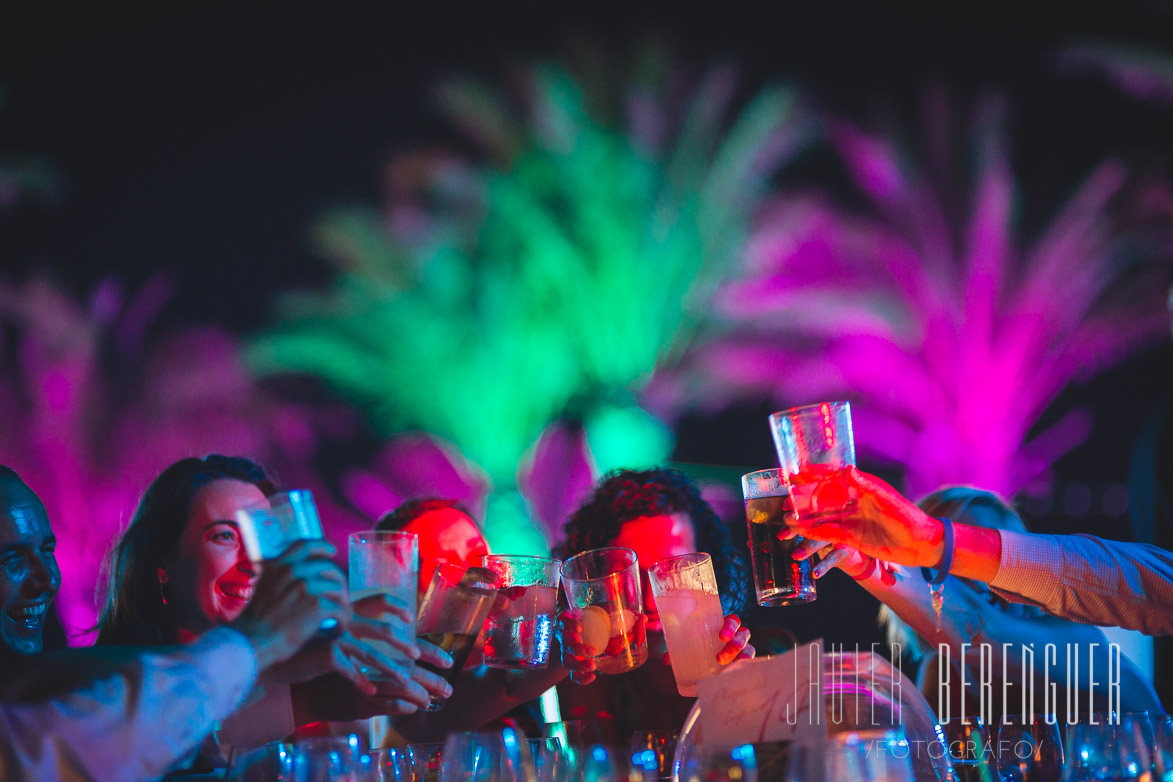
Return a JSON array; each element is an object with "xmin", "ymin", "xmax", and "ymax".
[{"xmin": 560, "ymin": 547, "xmax": 648, "ymax": 675}]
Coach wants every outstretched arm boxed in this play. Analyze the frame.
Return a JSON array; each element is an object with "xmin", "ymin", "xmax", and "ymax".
[
  {"xmin": 802, "ymin": 546, "xmax": 1163, "ymax": 715},
  {"xmin": 788, "ymin": 468, "xmax": 1173, "ymax": 634}
]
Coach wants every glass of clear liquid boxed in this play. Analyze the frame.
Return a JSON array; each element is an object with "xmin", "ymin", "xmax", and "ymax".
[
  {"xmin": 647, "ymin": 553, "xmax": 726, "ymax": 696},
  {"xmin": 480, "ymin": 554, "xmax": 561, "ymax": 669},
  {"xmin": 349, "ymin": 530, "xmax": 419, "ymax": 680}
]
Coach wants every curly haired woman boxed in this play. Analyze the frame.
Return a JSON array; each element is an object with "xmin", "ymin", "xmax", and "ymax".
[{"xmin": 553, "ymin": 467, "xmax": 756, "ymax": 736}]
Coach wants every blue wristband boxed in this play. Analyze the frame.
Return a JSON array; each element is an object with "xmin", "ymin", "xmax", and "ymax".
[{"xmin": 920, "ymin": 517, "xmax": 954, "ymax": 587}]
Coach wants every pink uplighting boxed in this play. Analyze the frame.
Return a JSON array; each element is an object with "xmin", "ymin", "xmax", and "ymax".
[{"xmin": 672, "ymin": 95, "xmax": 1173, "ymax": 499}]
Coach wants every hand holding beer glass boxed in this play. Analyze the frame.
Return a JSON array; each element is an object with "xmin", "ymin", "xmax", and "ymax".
[{"xmin": 741, "ymin": 469, "xmax": 817, "ymax": 606}]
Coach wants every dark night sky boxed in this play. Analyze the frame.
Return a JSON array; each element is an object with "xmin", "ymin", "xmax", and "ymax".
[{"xmin": 1, "ymin": 1, "xmax": 1172, "ymax": 523}]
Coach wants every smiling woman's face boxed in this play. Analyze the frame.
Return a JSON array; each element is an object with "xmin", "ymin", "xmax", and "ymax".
[{"xmin": 163, "ymin": 479, "xmax": 267, "ymax": 637}]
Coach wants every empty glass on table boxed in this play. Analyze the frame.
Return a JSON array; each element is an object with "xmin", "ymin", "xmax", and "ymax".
[
  {"xmin": 440, "ymin": 729, "xmax": 536, "ymax": 782},
  {"xmin": 630, "ymin": 730, "xmax": 679, "ymax": 782},
  {"xmin": 996, "ymin": 714, "xmax": 1063, "ymax": 782},
  {"xmin": 1063, "ymin": 714, "xmax": 1155, "ymax": 782}
]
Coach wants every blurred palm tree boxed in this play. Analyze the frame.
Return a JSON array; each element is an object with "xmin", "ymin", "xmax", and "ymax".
[
  {"xmin": 669, "ymin": 90, "xmax": 1173, "ymax": 498},
  {"xmin": 0, "ymin": 275, "xmax": 363, "ymax": 642},
  {"xmin": 1056, "ymin": 39, "xmax": 1173, "ymax": 105},
  {"xmin": 250, "ymin": 44, "xmax": 811, "ymax": 551}
]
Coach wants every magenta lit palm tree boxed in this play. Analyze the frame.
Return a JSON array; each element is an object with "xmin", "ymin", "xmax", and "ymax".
[
  {"xmin": 670, "ymin": 92, "xmax": 1173, "ymax": 498},
  {"xmin": 0, "ymin": 276, "xmax": 364, "ymax": 642}
]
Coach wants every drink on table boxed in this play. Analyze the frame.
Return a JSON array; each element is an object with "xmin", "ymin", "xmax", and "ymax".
[
  {"xmin": 768, "ymin": 400, "xmax": 857, "ymax": 521},
  {"xmin": 561, "ymin": 547, "xmax": 648, "ymax": 675},
  {"xmin": 349, "ymin": 530, "xmax": 419, "ymax": 680},
  {"xmin": 481, "ymin": 555, "xmax": 562, "ymax": 669},
  {"xmin": 415, "ymin": 563, "xmax": 498, "ymax": 711},
  {"xmin": 741, "ymin": 469, "xmax": 816, "ymax": 606},
  {"xmin": 941, "ymin": 718, "xmax": 1001, "ymax": 782},
  {"xmin": 647, "ymin": 553, "xmax": 725, "ymax": 696},
  {"xmin": 631, "ymin": 731, "xmax": 679, "ymax": 782}
]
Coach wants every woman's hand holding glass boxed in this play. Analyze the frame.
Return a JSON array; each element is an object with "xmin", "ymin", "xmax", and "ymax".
[
  {"xmin": 559, "ymin": 609, "xmax": 599, "ymax": 685},
  {"xmin": 229, "ymin": 539, "xmax": 350, "ymax": 672},
  {"xmin": 661, "ymin": 614, "xmax": 755, "ymax": 669}
]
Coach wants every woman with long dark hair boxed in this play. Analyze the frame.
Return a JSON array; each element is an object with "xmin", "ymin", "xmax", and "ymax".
[{"xmin": 95, "ymin": 455, "xmax": 449, "ymax": 759}]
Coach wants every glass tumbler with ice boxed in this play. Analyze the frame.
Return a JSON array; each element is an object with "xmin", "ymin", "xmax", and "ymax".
[{"xmin": 480, "ymin": 555, "xmax": 562, "ymax": 669}]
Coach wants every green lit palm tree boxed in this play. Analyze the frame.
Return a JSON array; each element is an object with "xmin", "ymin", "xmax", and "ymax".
[{"xmin": 250, "ymin": 45, "xmax": 810, "ymax": 550}]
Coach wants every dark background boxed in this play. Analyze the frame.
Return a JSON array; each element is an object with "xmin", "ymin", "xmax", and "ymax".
[{"xmin": 2, "ymin": 1, "xmax": 1171, "ymax": 691}]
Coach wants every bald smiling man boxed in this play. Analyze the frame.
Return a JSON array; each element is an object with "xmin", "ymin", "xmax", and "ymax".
[{"xmin": 0, "ymin": 467, "xmax": 61, "ymax": 665}]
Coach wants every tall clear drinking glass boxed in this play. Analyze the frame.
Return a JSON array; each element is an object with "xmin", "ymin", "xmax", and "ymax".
[
  {"xmin": 481, "ymin": 555, "xmax": 561, "ymax": 669},
  {"xmin": 647, "ymin": 553, "xmax": 725, "ymax": 696},
  {"xmin": 349, "ymin": 530, "xmax": 419, "ymax": 680},
  {"xmin": 407, "ymin": 743, "xmax": 445, "ymax": 782},
  {"xmin": 741, "ymin": 469, "xmax": 816, "ymax": 606},
  {"xmin": 561, "ymin": 547, "xmax": 648, "ymax": 675},
  {"xmin": 768, "ymin": 401, "xmax": 857, "ymax": 521},
  {"xmin": 368, "ymin": 747, "xmax": 415, "ymax": 782},
  {"xmin": 630, "ymin": 731, "xmax": 679, "ymax": 782}
]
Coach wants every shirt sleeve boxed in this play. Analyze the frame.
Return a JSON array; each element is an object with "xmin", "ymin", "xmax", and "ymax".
[
  {"xmin": 988, "ymin": 530, "xmax": 1173, "ymax": 636},
  {"xmin": 0, "ymin": 627, "xmax": 258, "ymax": 782}
]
